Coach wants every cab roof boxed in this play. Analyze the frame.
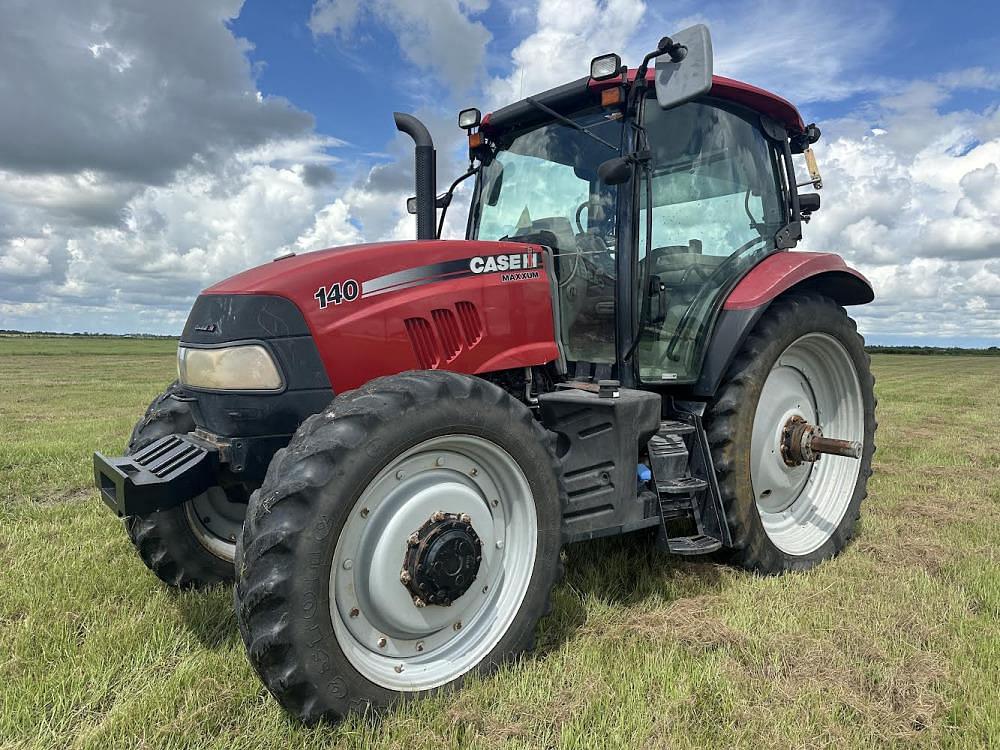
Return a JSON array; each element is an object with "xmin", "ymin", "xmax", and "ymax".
[{"xmin": 483, "ymin": 71, "xmax": 805, "ymax": 137}]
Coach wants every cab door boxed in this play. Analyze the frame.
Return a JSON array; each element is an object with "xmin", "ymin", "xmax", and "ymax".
[{"xmin": 635, "ymin": 98, "xmax": 787, "ymax": 383}]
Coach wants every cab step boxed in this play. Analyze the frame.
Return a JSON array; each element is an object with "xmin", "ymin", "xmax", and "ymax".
[
  {"xmin": 666, "ymin": 534, "xmax": 723, "ymax": 555},
  {"xmin": 656, "ymin": 419, "xmax": 695, "ymax": 437},
  {"xmin": 655, "ymin": 476, "xmax": 708, "ymax": 495}
]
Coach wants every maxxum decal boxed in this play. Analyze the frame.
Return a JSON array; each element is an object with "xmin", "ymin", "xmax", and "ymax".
[{"xmin": 313, "ymin": 252, "xmax": 543, "ymax": 308}]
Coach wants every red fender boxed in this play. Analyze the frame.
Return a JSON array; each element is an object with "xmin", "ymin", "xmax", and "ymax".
[{"xmin": 724, "ymin": 252, "xmax": 873, "ymax": 310}]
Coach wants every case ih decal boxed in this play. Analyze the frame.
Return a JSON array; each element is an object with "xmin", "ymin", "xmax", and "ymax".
[
  {"xmin": 316, "ymin": 252, "xmax": 544, "ymax": 307},
  {"xmin": 469, "ymin": 252, "xmax": 540, "ymax": 274}
]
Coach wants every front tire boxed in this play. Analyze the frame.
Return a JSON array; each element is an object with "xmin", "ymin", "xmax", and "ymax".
[
  {"xmin": 124, "ymin": 382, "xmax": 245, "ymax": 588},
  {"xmin": 705, "ymin": 293, "xmax": 877, "ymax": 573},
  {"xmin": 235, "ymin": 371, "xmax": 564, "ymax": 723}
]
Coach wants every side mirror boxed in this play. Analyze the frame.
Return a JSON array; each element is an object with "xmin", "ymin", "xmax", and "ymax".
[
  {"xmin": 597, "ymin": 156, "xmax": 632, "ymax": 186},
  {"xmin": 406, "ymin": 196, "xmax": 418, "ymax": 214},
  {"xmin": 654, "ymin": 24, "xmax": 713, "ymax": 109},
  {"xmin": 799, "ymin": 192, "xmax": 821, "ymax": 220}
]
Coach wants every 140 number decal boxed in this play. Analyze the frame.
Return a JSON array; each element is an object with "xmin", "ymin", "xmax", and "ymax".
[{"xmin": 314, "ymin": 279, "xmax": 360, "ymax": 309}]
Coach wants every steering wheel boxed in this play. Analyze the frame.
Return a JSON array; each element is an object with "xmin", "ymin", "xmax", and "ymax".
[{"xmin": 574, "ymin": 201, "xmax": 588, "ymax": 234}]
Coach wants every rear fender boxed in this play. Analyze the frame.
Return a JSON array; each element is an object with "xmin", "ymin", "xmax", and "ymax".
[{"xmin": 692, "ymin": 252, "xmax": 872, "ymax": 397}]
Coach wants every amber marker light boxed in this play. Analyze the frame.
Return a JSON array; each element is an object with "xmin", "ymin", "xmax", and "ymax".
[{"xmin": 601, "ymin": 87, "xmax": 623, "ymax": 107}]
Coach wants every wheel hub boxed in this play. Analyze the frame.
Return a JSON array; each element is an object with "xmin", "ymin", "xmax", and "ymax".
[
  {"xmin": 781, "ymin": 415, "xmax": 863, "ymax": 467},
  {"xmin": 402, "ymin": 511, "xmax": 483, "ymax": 607}
]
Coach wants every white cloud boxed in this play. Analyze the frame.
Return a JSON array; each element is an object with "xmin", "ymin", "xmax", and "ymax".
[
  {"xmin": 310, "ymin": 0, "xmax": 492, "ymax": 91},
  {"xmin": 802, "ymin": 85, "xmax": 1000, "ymax": 341},
  {"xmin": 486, "ymin": 0, "xmax": 645, "ymax": 106}
]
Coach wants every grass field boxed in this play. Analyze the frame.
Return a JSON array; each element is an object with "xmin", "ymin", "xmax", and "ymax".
[{"xmin": 1, "ymin": 338, "xmax": 997, "ymax": 749}]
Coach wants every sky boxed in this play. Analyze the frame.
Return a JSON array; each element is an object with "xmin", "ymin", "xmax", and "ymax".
[{"xmin": 1, "ymin": 0, "xmax": 998, "ymax": 346}]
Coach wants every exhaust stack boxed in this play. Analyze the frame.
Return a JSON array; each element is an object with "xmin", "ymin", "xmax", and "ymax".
[{"xmin": 393, "ymin": 112, "xmax": 437, "ymax": 240}]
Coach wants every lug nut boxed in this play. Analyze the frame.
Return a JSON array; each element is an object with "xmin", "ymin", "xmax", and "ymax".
[
  {"xmin": 496, "ymin": 540, "xmax": 504, "ymax": 549},
  {"xmin": 435, "ymin": 457, "xmax": 446, "ymax": 467},
  {"xmin": 469, "ymin": 467, "xmax": 478, "ymax": 476},
  {"xmin": 377, "ymin": 637, "xmax": 387, "ymax": 648},
  {"xmin": 416, "ymin": 641, "xmax": 425, "ymax": 652},
  {"xmin": 396, "ymin": 470, "xmax": 406, "ymax": 480},
  {"xmin": 343, "ymin": 559, "xmax": 353, "ymax": 570},
  {"xmin": 459, "ymin": 513, "xmax": 471, "ymax": 524},
  {"xmin": 491, "ymin": 498, "xmax": 499, "ymax": 507},
  {"xmin": 360, "ymin": 507, "xmax": 370, "ymax": 518},
  {"xmin": 432, "ymin": 511, "xmax": 445, "ymax": 522},
  {"xmin": 453, "ymin": 621, "xmax": 462, "ymax": 631},
  {"xmin": 394, "ymin": 664, "xmax": 405, "ymax": 673},
  {"xmin": 413, "ymin": 596, "xmax": 426, "ymax": 608},
  {"xmin": 399, "ymin": 570, "xmax": 412, "ymax": 584},
  {"xmin": 350, "ymin": 608, "xmax": 359, "ymax": 618}
]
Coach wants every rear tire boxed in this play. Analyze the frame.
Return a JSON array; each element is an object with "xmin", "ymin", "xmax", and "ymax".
[
  {"xmin": 124, "ymin": 382, "xmax": 244, "ymax": 588},
  {"xmin": 234, "ymin": 371, "xmax": 564, "ymax": 723},
  {"xmin": 705, "ymin": 293, "xmax": 877, "ymax": 573}
]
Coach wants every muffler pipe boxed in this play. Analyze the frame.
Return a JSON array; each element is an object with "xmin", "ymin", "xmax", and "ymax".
[{"xmin": 393, "ymin": 112, "xmax": 437, "ymax": 240}]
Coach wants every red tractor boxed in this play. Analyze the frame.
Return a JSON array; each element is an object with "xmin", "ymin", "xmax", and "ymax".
[{"xmin": 95, "ymin": 26, "xmax": 876, "ymax": 722}]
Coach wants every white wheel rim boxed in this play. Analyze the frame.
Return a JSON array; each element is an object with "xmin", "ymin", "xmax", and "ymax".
[
  {"xmin": 330, "ymin": 434, "xmax": 538, "ymax": 691},
  {"xmin": 183, "ymin": 487, "xmax": 243, "ymax": 563},
  {"xmin": 750, "ymin": 333, "xmax": 864, "ymax": 556}
]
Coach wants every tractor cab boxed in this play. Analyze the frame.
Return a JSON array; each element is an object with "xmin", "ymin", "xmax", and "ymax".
[{"xmin": 448, "ymin": 28, "xmax": 819, "ymax": 388}]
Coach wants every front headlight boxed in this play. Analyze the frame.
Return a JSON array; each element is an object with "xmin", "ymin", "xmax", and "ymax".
[{"xmin": 177, "ymin": 345, "xmax": 283, "ymax": 391}]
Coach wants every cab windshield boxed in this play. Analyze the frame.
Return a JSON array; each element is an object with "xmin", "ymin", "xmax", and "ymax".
[{"xmin": 473, "ymin": 106, "xmax": 623, "ymax": 365}]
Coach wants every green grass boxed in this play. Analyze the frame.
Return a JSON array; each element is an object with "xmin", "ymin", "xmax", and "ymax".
[{"xmin": 1, "ymin": 340, "xmax": 997, "ymax": 749}]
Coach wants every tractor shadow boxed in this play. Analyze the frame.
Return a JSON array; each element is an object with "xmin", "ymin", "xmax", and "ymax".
[
  {"xmin": 534, "ymin": 529, "xmax": 731, "ymax": 655},
  {"xmin": 172, "ymin": 583, "xmax": 241, "ymax": 649}
]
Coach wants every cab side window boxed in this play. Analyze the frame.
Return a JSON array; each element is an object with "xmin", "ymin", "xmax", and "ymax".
[{"xmin": 637, "ymin": 99, "xmax": 785, "ymax": 382}]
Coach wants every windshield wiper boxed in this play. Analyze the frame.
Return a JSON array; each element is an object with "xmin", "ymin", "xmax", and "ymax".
[{"xmin": 524, "ymin": 97, "xmax": 618, "ymax": 151}]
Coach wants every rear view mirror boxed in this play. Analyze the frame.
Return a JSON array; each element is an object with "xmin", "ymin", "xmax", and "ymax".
[
  {"xmin": 597, "ymin": 156, "xmax": 632, "ymax": 186},
  {"xmin": 654, "ymin": 24, "xmax": 713, "ymax": 110}
]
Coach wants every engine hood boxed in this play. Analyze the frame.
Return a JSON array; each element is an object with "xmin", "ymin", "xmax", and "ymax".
[
  {"xmin": 206, "ymin": 239, "xmax": 537, "ymax": 298},
  {"xmin": 199, "ymin": 238, "xmax": 561, "ymax": 392}
]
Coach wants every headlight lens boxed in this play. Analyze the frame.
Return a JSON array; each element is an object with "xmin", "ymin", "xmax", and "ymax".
[{"xmin": 177, "ymin": 345, "xmax": 283, "ymax": 391}]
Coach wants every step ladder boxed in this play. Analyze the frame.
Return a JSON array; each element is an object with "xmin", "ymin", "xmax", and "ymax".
[{"xmin": 648, "ymin": 420, "xmax": 723, "ymax": 556}]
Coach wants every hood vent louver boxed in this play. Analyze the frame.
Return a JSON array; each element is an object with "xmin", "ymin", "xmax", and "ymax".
[
  {"xmin": 455, "ymin": 300, "xmax": 483, "ymax": 347},
  {"xmin": 404, "ymin": 301, "xmax": 483, "ymax": 370},
  {"xmin": 403, "ymin": 317, "xmax": 441, "ymax": 370},
  {"xmin": 431, "ymin": 309, "xmax": 462, "ymax": 362}
]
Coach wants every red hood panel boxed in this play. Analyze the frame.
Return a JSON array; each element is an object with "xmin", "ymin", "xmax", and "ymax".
[{"xmin": 203, "ymin": 239, "xmax": 560, "ymax": 392}]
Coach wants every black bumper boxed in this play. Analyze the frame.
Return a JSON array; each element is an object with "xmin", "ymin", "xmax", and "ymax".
[{"xmin": 94, "ymin": 434, "xmax": 219, "ymax": 517}]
